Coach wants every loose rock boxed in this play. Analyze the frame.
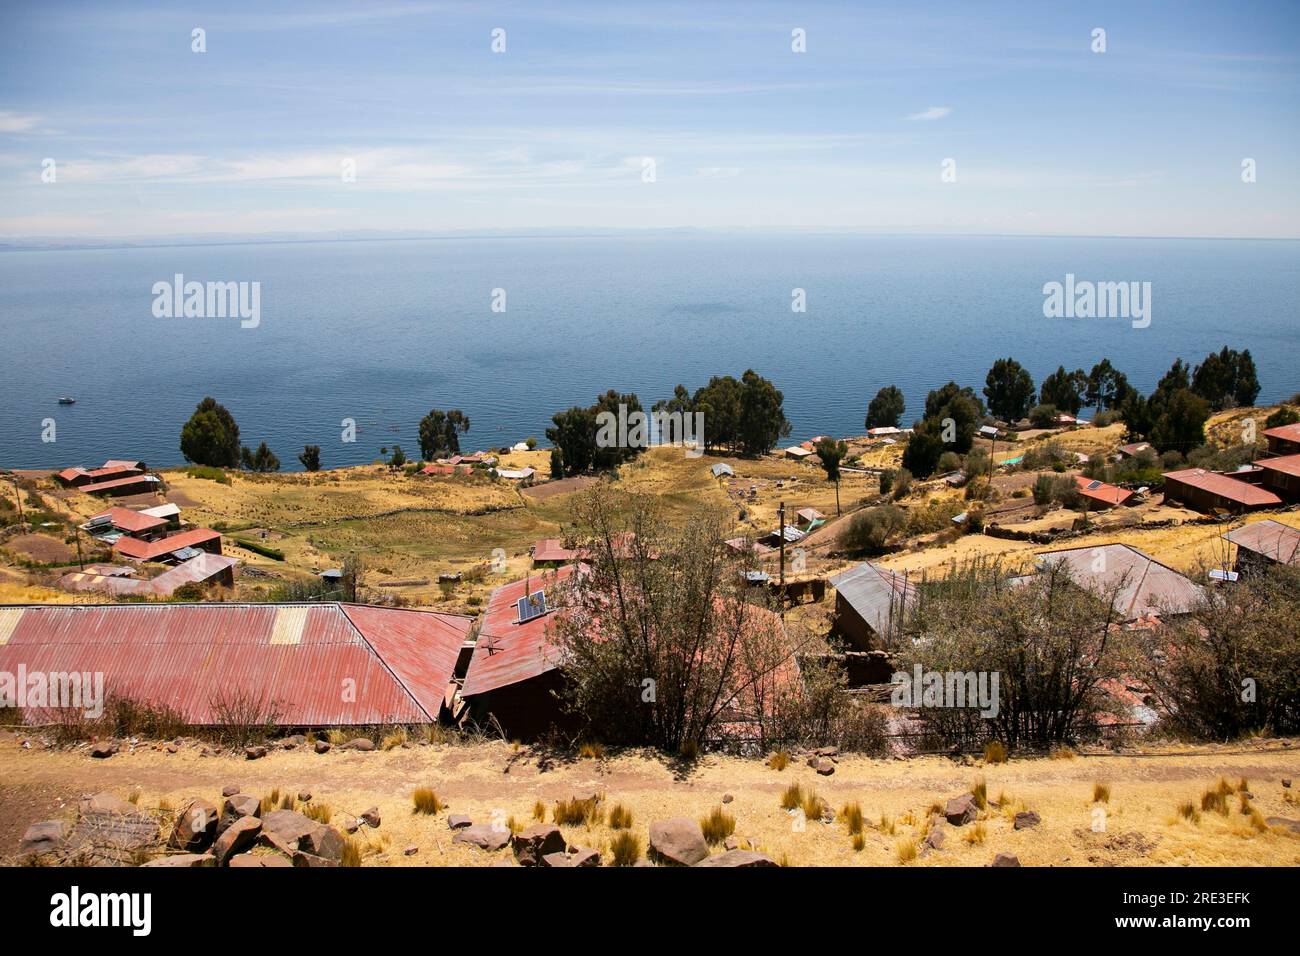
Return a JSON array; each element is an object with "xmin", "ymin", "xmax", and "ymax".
[
  {"xmin": 945, "ymin": 794, "xmax": 978, "ymax": 826},
  {"xmin": 694, "ymin": 849, "xmax": 778, "ymax": 867},
  {"xmin": 648, "ymin": 818, "xmax": 709, "ymax": 866},
  {"xmin": 452, "ymin": 823, "xmax": 511, "ymax": 851},
  {"xmin": 1013, "ymin": 811, "xmax": 1041, "ymax": 831},
  {"xmin": 990, "ymin": 852, "xmax": 1021, "ymax": 867},
  {"xmin": 513, "ymin": 824, "xmax": 566, "ymax": 866}
]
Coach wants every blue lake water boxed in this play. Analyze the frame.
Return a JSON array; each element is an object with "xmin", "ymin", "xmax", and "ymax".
[{"xmin": 1, "ymin": 234, "xmax": 1297, "ymax": 469}]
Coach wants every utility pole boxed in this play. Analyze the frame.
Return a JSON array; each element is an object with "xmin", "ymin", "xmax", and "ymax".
[
  {"xmin": 777, "ymin": 500, "xmax": 786, "ymax": 617},
  {"xmin": 74, "ymin": 527, "xmax": 84, "ymax": 571}
]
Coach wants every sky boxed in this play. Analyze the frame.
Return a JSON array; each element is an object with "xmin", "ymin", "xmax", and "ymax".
[{"xmin": 1, "ymin": 0, "xmax": 1298, "ymax": 240}]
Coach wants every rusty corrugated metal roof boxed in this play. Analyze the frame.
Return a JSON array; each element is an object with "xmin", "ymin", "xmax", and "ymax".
[
  {"xmin": 0, "ymin": 603, "xmax": 473, "ymax": 725},
  {"xmin": 114, "ymin": 528, "xmax": 221, "ymax": 561},
  {"xmin": 1255, "ymin": 453, "xmax": 1300, "ymax": 478},
  {"xmin": 1225, "ymin": 519, "xmax": 1300, "ymax": 565},
  {"xmin": 88, "ymin": 507, "xmax": 169, "ymax": 535},
  {"xmin": 1163, "ymin": 469, "xmax": 1282, "ymax": 507},
  {"xmin": 1035, "ymin": 543, "xmax": 1205, "ymax": 618},
  {"xmin": 460, "ymin": 565, "xmax": 579, "ymax": 698}
]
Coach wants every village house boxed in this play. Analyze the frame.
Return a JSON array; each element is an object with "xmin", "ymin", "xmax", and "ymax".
[
  {"xmin": 0, "ymin": 603, "xmax": 474, "ymax": 725},
  {"xmin": 81, "ymin": 506, "xmax": 170, "ymax": 542},
  {"xmin": 1263, "ymin": 421, "xmax": 1300, "ymax": 456},
  {"xmin": 113, "ymin": 527, "xmax": 223, "ymax": 563},
  {"xmin": 1252, "ymin": 453, "xmax": 1300, "ymax": 501},
  {"xmin": 826, "ymin": 562, "xmax": 914, "ymax": 651},
  {"xmin": 58, "ymin": 553, "xmax": 239, "ymax": 598},
  {"xmin": 1031, "ymin": 544, "xmax": 1204, "ymax": 621},
  {"xmin": 1224, "ymin": 519, "xmax": 1300, "ymax": 575},
  {"xmin": 531, "ymin": 538, "xmax": 577, "ymax": 567},
  {"xmin": 1161, "ymin": 467, "xmax": 1281, "ymax": 514},
  {"xmin": 1073, "ymin": 476, "xmax": 1134, "ymax": 510}
]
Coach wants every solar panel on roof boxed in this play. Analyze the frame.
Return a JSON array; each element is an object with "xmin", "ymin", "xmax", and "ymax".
[
  {"xmin": 1087, "ymin": 480, "xmax": 1103, "ymax": 491},
  {"xmin": 517, "ymin": 590, "xmax": 547, "ymax": 622},
  {"xmin": 171, "ymin": 546, "xmax": 202, "ymax": 561}
]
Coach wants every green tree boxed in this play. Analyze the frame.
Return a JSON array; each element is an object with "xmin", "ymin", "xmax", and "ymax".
[
  {"xmin": 592, "ymin": 389, "xmax": 645, "ymax": 470},
  {"xmin": 1191, "ymin": 347, "xmax": 1261, "ymax": 410},
  {"xmin": 389, "ymin": 445, "xmax": 407, "ymax": 467},
  {"xmin": 983, "ymin": 357, "xmax": 1036, "ymax": 422},
  {"xmin": 1149, "ymin": 389, "xmax": 1211, "ymax": 453},
  {"xmin": 546, "ymin": 406, "xmax": 597, "ymax": 477},
  {"xmin": 418, "ymin": 409, "xmax": 470, "ymax": 460},
  {"xmin": 1084, "ymin": 359, "xmax": 1133, "ymax": 411},
  {"xmin": 1265, "ymin": 405, "xmax": 1299, "ymax": 429},
  {"xmin": 865, "ymin": 385, "xmax": 906, "ymax": 429},
  {"xmin": 838, "ymin": 505, "xmax": 906, "ymax": 555},
  {"xmin": 692, "ymin": 375, "xmax": 743, "ymax": 452},
  {"xmin": 298, "ymin": 444, "xmax": 321, "ymax": 471},
  {"xmin": 1038, "ymin": 366, "xmax": 1087, "ymax": 415},
  {"xmin": 901, "ymin": 423, "xmax": 945, "ymax": 479},
  {"xmin": 814, "ymin": 437, "xmax": 848, "ymax": 515},
  {"xmin": 179, "ymin": 397, "xmax": 241, "ymax": 467},
  {"xmin": 240, "ymin": 441, "xmax": 280, "ymax": 472},
  {"xmin": 737, "ymin": 369, "xmax": 791, "ymax": 456}
]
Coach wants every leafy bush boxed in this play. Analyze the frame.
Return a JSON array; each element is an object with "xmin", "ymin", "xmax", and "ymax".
[{"xmin": 839, "ymin": 504, "xmax": 906, "ymax": 554}]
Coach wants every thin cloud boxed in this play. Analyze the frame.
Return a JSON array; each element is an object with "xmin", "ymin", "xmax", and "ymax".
[
  {"xmin": 0, "ymin": 112, "xmax": 44, "ymax": 133},
  {"xmin": 907, "ymin": 106, "xmax": 952, "ymax": 121}
]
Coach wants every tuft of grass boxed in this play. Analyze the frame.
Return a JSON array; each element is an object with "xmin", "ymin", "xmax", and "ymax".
[
  {"xmin": 779, "ymin": 782, "xmax": 806, "ymax": 811},
  {"xmin": 851, "ymin": 832, "xmax": 866, "ymax": 852},
  {"xmin": 800, "ymin": 790, "xmax": 825, "ymax": 824},
  {"xmin": 532, "ymin": 800, "xmax": 547, "ymax": 821},
  {"xmin": 578, "ymin": 741, "xmax": 605, "ymax": 760},
  {"xmin": 971, "ymin": 777, "xmax": 987, "ymax": 810},
  {"xmin": 700, "ymin": 806, "xmax": 736, "ymax": 846},
  {"xmin": 840, "ymin": 802, "xmax": 865, "ymax": 836},
  {"xmin": 127, "ymin": 790, "xmax": 142, "ymax": 805},
  {"xmin": 1236, "ymin": 777, "xmax": 1250, "ymax": 793},
  {"xmin": 412, "ymin": 787, "xmax": 444, "ymax": 815},
  {"xmin": 506, "ymin": 815, "xmax": 523, "ymax": 835},
  {"xmin": 1093, "ymin": 781, "xmax": 1111, "ymax": 804},
  {"xmin": 279, "ymin": 792, "xmax": 296, "ymax": 811},
  {"xmin": 608, "ymin": 803, "xmax": 633, "ymax": 830},
  {"xmin": 303, "ymin": 802, "xmax": 332, "ymax": 824},
  {"xmin": 879, "ymin": 813, "xmax": 896, "ymax": 836},
  {"xmin": 326, "ymin": 729, "xmax": 348, "ymax": 746},
  {"xmin": 896, "ymin": 836, "xmax": 918, "ymax": 863},
  {"xmin": 340, "ymin": 838, "xmax": 362, "ymax": 867},
  {"xmin": 1049, "ymin": 745, "xmax": 1076, "ymax": 760},
  {"xmin": 382, "ymin": 727, "xmax": 408, "ymax": 751},
  {"xmin": 768, "ymin": 750, "xmax": 790, "ymax": 771},
  {"xmin": 962, "ymin": 822, "xmax": 987, "ymax": 845},
  {"xmin": 983, "ymin": 740, "xmax": 1007, "ymax": 764},
  {"xmin": 1177, "ymin": 800, "xmax": 1201, "ymax": 824},
  {"xmin": 1201, "ymin": 786, "xmax": 1230, "ymax": 816},
  {"xmin": 609, "ymin": 830, "xmax": 642, "ymax": 867},
  {"xmin": 259, "ymin": 788, "xmax": 282, "ymax": 815},
  {"xmin": 553, "ymin": 796, "xmax": 603, "ymax": 827}
]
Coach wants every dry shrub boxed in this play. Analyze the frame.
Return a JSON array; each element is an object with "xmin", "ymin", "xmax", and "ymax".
[
  {"xmin": 412, "ymin": 787, "xmax": 444, "ymax": 815},
  {"xmin": 971, "ymin": 777, "xmax": 987, "ymax": 810},
  {"xmin": 1050, "ymin": 746, "xmax": 1076, "ymax": 760},
  {"xmin": 553, "ymin": 797, "xmax": 603, "ymax": 826},
  {"xmin": 896, "ymin": 836, "xmax": 918, "ymax": 863},
  {"xmin": 608, "ymin": 803, "xmax": 633, "ymax": 830},
  {"xmin": 382, "ymin": 727, "xmax": 408, "ymax": 751},
  {"xmin": 840, "ymin": 802, "xmax": 865, "ymax": 835},
  {"xmin": 340, "ymin": 838, "xmax": 362, "ymax": 867},
  {"xmin": 962, "ymin": 822, "xmax": 987, "ymax": 845},
  {"xmin": 983, "ymin": 740, "xmax": 1007, "ymax": 764},
  {"xmin": 879, "ymin": 813, "xmax": 896, "ymax": 836},
  {"xmin": 532, "ymin": 800, "xmax": 547, "ymax": 821},
  {"xmin": 1177, "ymin": 800, "xmax": 1201, "ymax": 824},
  {"xmin": 303, "ymin": 802, "xmax": 332, "ymax": 824},
  {"xmin": 1093, "ymin": 781, "xmax": 1111, "ymax": 804},
  {"xmin": 851, "ymin": 832, "xmax": 866, "ymax": 852},
  {"xmin": 768, "ymin": 750, "xmax": 791, "ymax": 771},
  {"xmin": 779, "ymin": 782, "xmax": 805, "ymax": 811},
  {"xmin": 578, "ymin": 741, "xmax": 605, "ymax": 759},
  {"xmin": 609, "ymin": 830, "xmax": 641, "ymax": 866},
  {"xmin": 700, "ymin": 806, "xmax": 736, "ymax": 846}
]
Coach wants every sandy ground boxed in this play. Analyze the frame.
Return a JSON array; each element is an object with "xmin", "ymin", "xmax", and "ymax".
[{"xmin": 2, "ymin": 731, "xmax": 1298, "ymax": 867}]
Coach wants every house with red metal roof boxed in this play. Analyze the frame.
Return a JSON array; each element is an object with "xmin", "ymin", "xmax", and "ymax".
[
  {"xmin": 113, "ymin": 527, "xmax": 222, "ymax": 563},
  {"xmin": 1073, "ymin": 476, "xmax": 1134, "ymax": 510},
  {"xmin": 531, "ymin": 538, "xmax": 577, "ymax": 566},
  {"xmin": 1161, "ymin": 468, "xmax": 1281, "ymax": 514},
  {"xmin": 1033, "ymin": 543, "xmax": 1205, "ymax": 619},
  {"xmin": 1263, "ymin": 422, "xmax": 1300, "ymax": 456},
  {"xmin": 55, "ymin": 461, "xmax": 145, "ymax": 488},
  {"xmin": 82, "ymin": 507, "xmax": 169, "ymax": 540},
  {"xmin": 1225, "ymin": 519, "xmax": 1300, "ymax": 575},
  {"xmin": 80, "ymin": 473, "xmax": 162, "ymax": 497},
  {"xmin": 1253, "ymin": 453, "xmax": 1300, "ymax": 501},
  {"xmin": 58, "ymin": 553, "xmax": 239, "ymax": 598},
  {"xmin": 458, "ymin": 565, "xmax": 581, "ymax": 738},
  {"xmin": 0, "ymin": 603, "xmax": 474, "ymax": 726}
]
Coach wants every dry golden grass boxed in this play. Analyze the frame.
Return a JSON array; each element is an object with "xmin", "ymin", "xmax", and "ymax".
[
  {"xmin": 1093, "ymin": 781, "xmax": 1111, "ymax": 804},
  {"xmin": 700, "ymin": 806, "xmax": 736, "ymax": 846},
  {"xmin": 412, "ymin": 787, "xmax": 444, "ymax": 815},
  {"xmin": 840, "ymin": 802, "xmax": 865, "ymax": 835},
  {"xmin": 768, "ymin": 750, "xmax": 791, "ymax": 771},
  {"xmin": 983, "ymin": 740, "xmax": 1007, "ymax": 764},
  {"xmin": 607, "ymin": 803, "xmax": 633, "ymax": 830},
  {"xmin": 609, "ymin": 830, "xmax": 642, "ymax": 866}
]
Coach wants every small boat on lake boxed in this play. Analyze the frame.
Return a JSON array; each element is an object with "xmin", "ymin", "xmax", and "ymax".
[{"xmin": 57, "ymin": 396, "xmax": 76, "ymax": 404}]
